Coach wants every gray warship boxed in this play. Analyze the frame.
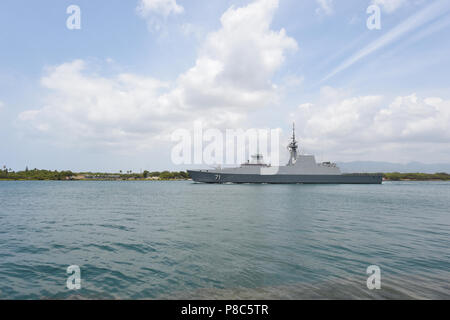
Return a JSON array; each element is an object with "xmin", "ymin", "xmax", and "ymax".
[{"xmin": 188, "ymin": 124, "xmax": 382, "ymax": 184}]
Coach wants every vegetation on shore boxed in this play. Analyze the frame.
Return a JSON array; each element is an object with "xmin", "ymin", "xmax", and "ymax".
[
  {"xmin": 0, "ymin": 168, "xmax": 190, "ymax": 181},
  {"xmin": 1, "ymin": 167, "xmax": 449, "ymax": 181},
  {"xmin": 0, "ymin": 169, "xmax": 75, "ymax": 181},
  {"xmin": 382, "ymin": 172, "xmax": 450, "ymax": 181}
]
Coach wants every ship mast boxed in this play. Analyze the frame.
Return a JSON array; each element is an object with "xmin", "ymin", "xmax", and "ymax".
[{"xmin": 287, "ymin": 122, "xmax": 298, "ymax": 165}]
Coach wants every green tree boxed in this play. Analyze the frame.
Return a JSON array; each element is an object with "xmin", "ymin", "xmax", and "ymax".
[{"xmin": 160, "ymin": 171, "xmax": 174, "ymax": 180}]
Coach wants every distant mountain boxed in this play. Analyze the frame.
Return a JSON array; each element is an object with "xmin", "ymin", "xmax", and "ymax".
[{"xmin": 337, "ymin": 161, "xmax": 450, "ymax": 174}]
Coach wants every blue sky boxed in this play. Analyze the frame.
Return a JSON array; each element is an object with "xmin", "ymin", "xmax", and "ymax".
[{"xmin": 1, "ymin": 0, "xmax": 450, "ymax": 172}]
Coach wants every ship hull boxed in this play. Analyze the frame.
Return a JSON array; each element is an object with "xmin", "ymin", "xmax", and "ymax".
[{"xmin": 188, "ymin": 170, "xmax": 382, "ymax": 184}]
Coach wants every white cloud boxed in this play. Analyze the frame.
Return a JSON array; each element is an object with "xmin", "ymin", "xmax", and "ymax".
[
  {"xmin": 181, "ymin": 0, "xmax": 297, "ymax": 107},
  {"xmin": 137, "ymin": 0, "xmax": 184, "ymax": 17},
  {"xmin": 374, "ymin": 95, "xmax": 450, "ymax": 143},
  {"xmin": 137, "ymin": 0, "xmax": 184, "ymax": 32},
  {"xmin": 298, "ymin": 103, "xmax": 313, "ymax": 110},
  {"xmin": 19, "ymin": 0, "xmax": 297, "ymax": 151},
  {"xmin": 372, "ymin": 0, "xmax": 407, "ymax": 14},
  {"xmin": 292, "ymin": 88, "xmax": 450, "ymax": 162},
  {"xmin": 0, "ymin": 101, "xmax": 4, "ymax": 110},
  {"xmin": 18, "ymin": 60, "xmax": 175, "ymax": 149},
  {"xmin": 315, "ymin": 0, "xmax": 334, "ymax": 16}
]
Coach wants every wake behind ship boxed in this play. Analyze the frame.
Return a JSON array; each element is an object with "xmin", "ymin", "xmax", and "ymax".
[{"xmin": 188, "ymin": 124, "xmax": 382, "ymax": 184}]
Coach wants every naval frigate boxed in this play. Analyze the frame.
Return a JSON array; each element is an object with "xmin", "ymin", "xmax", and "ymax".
[{"xmin": 188, "ymin": 124, "xmax": 382, "ymax": 184}]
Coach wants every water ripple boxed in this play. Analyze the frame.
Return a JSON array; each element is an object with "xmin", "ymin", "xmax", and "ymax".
[{"xmin": 0, "ymin": 181, "xmax": 449, "ymax": 299}]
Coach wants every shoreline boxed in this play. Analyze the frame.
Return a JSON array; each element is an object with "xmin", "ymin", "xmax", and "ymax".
[
  {"xmin": 1, "ymin": 178, "xmax": 449, "ymax": 182},
  {"xmin": 1, "ymin": 169, "xmax": 449, "ymax": 181}
]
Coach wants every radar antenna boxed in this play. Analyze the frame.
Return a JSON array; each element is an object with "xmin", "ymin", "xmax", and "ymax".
[{"xmin": 287, "ymin": 122, "xmax": 298, "ymax": 165}]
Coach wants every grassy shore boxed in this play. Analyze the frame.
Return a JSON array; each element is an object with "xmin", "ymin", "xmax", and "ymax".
[
  {"xmin": 382, "ymin": 172, "xmax": 450, "ymax": 181},
  {"xmin": 0, "ymin": 169, "xmax": 190, "ymax": 181}
]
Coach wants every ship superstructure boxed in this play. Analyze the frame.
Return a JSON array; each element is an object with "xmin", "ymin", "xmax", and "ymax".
[{"xmin": 188, "ymin": 124, "xmax": 382, "ymax": 184}]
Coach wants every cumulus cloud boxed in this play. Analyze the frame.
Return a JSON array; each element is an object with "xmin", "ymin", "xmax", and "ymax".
[
  {"xmin": 19, "ymin": 0, "xmax": 297, "ymax": 151},
  {"xmin": 180, "ymin": 0, "xmax": 297, "ymax": 108},
  {"xmin": 18, "ymin": 60, "xmax": 176, "ymax": 149},
  {"xmin": 137, "ymin": 0, "xmax": 184, "ymax": 17},
  {"xmin": 316, "ymin": 0, "xmax": 334, "ymax": 16},
  {"xmin": 292, "ymin": 88, "xmax": 450, "ymax": 162}
]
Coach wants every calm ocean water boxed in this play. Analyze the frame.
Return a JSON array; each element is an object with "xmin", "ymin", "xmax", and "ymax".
[{"xmin": 0, "ymin": 180, "xmax": 449, "ymax": 299}]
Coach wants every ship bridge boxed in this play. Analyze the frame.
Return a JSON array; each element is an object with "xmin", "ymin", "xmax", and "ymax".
[{"xmin": 241, "ymin": 154, "xmax": 269, "ymax": 167}]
